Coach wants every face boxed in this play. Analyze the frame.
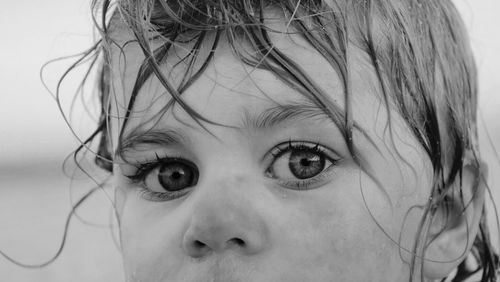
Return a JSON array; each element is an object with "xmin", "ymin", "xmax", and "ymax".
[{"xmin": 109, "ymin": 22, "xmax": 434, "ymax": 282}]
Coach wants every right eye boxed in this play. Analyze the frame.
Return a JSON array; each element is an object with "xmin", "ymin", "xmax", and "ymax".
[{"xmin": 127, "ymin": 157, "xmax": 199, "ymax": 201}]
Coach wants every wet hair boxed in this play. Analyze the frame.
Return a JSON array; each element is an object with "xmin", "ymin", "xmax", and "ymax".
[{"xmin": 24, "ymin": 0, "xmax": 500, "ymax": 280}]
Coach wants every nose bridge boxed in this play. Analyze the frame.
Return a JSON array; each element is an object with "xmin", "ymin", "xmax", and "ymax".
[
  {"xmin": 201, "ymin": 161, "xmax": 257, "ymax": 201},
  {"xmin": 182, "ymin": 173, "xmax": 269, "ymax": 258}
]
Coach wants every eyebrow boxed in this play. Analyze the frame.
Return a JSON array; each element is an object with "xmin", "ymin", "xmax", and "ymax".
[
  {"xmin": 239, "ymin": 102, "xmax": 334, "ymax": 130},
  {"xmin": 117, "ymin": 101, "xmax": 338, "ymax": 156},
  {"xmin": 118, "ymin": 128, "xmax": 185, "ymax": 156}
]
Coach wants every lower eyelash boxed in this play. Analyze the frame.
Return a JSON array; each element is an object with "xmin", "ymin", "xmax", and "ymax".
[
  {"xmin": 277, "ymin": 163, "xmax": 336, "ymax": 190},
  {"xmin": 267, "ymin": 140, "xmax": 341, "ymax": 190},
  {"xmin": 137, "ymin": 187, "xmax": 190, "ymax": 202},
  {"xmin": 124, "ymin": 154, "xmax": 193, "ymax": 201}
]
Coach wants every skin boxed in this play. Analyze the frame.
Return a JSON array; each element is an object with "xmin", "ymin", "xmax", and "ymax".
[{"xmin": 107, "ymin": 19, "xmax": 467, "ymax": 282}]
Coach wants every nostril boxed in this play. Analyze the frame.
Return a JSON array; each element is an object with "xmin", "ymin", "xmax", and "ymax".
[
  {"xmin": 193, "ymin": 240, "xmax": 207, "ymax": 249},
  {"xmin": 186, "ymin": 240, "xmax": 212, "ymax": 258},
  {"xmin": 229, "ymin": 238, "xmax": 246, "ymax": 247}
]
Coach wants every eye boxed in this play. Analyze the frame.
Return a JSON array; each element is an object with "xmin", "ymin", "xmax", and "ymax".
[
  {"xmin": 149, "ymin": 160, "xmax": 198, "ymax": 192},
  {"xmin": 126, "ymin": 157, "xmax": 199, "ymax": 201},
  {"xmin": 265, "ymin": 141, "xmax": 339, "ymax": 190}
]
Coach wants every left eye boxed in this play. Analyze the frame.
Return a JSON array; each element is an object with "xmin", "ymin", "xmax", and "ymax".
[
  {"xmin": 149, "ymin": 161, "xmax": 198, "ymax": 192},
  {"xmin": 265, "ymin": 141, "xmax": 339, "ymax": 189},
  {"xmin": 125, "ymin": 157, "xmax": 199, "ymax": 201}
]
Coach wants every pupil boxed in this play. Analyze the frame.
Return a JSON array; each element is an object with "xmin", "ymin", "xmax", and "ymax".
[
  {"xmin": 171, "ymin": 171, "xmax": 181, "ymax": 179},
  {"xmin": 158, "ymin": 162, "xmax": 196, "ymax": 192},
  {"xmin": 289, "ymin": 150, "xmax": 325, "ymax": 179},
  {"xmin": 300, "ymin": 158, "xmax": 311, "ymax": 166}
]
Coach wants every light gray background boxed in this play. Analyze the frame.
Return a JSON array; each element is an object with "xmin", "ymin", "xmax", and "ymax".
[{"xmin": 0, "ymin": 0, "xmax": 499, "ymax": 281}]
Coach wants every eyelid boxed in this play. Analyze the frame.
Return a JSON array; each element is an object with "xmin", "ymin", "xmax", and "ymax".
[
  {"xmin": 124, "ymin": 153, "xmax": 187, "ymax": 182},
  {"xmin": 263, "ymin": 140, "xmax": 341, "ymax": 166},
  {"xmin": 263, "ymin": 140, "xmax": 342, "ymax": 190},
  {"xmin": 120, "ymin": 144, "xmax": 194, "ymax": 168},
  {"xmin": 123, "ymin": 155, "xmax": 199, "ymax": 202}
]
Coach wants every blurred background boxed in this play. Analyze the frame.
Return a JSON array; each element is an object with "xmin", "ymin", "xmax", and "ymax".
[{"xmin": 0, "ymin": 1, "xmax": 499, "ymax": 281}]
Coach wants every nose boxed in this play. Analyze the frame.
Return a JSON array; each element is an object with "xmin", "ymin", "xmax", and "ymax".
[{"xmin": 182, "ymin": 177, "xmax": 269, "ymax": 258}]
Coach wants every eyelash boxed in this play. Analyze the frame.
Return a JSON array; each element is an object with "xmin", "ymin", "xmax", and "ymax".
[
  {"xmin": 125, "ymin": 154, "xmax": 192, "ymax": 201},
  {"xmin": 126, "ymin": 153, "xmax": 167, "ymax": 182},
  {"xmin": 269, "ymin": 140, "xmax": 324, "ymax": 158},
  {"xmin": 124, "ymin": 141, "xmax": 340, "ymax": 201},
  {"xmin": 266, "ymin": 141, "xmax": 339, "ymax": 190}
]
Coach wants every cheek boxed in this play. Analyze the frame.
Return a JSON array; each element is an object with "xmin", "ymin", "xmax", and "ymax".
[
  {"xmin": 114, "ymin": 179, "xmax": 187, "ymax": 280},
  {"xmin": 272, "ymin": 172, "xmax": 410, "ymax": 280},
  {"xmin": 120, "ymin": 203, "xmax": 191, "ymax": 281}
]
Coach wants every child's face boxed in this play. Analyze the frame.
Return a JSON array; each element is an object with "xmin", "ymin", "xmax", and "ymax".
[{"xmin": 110, "ymin": 27, "xmax": 434, "ymax": 281}]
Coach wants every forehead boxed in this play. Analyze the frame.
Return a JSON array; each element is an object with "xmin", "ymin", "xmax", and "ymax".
[
  {"xmin": 106, "ymin": 16, "xmax": 408, "ymax": 157},
  {"xmin": 108, "ymin": 25, "xmax": 417, "ymax": 158},
  {"xmin": 108, "ymin": 18, "xmax": 381, "ymax": 127}
]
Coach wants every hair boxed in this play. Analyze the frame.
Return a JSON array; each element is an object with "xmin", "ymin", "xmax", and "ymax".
[{"xmin": 34, "ymin": 0, "xmax": 500, "ymax": 280}]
